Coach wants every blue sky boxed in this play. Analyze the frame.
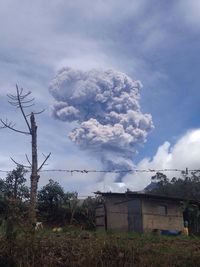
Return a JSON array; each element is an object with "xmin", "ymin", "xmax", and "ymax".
[{"xmin": 0, "ymin": 0, "xmax": 200, "ymax": 195}]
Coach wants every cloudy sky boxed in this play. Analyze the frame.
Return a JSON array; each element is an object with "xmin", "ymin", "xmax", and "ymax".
[{"xmin": 0, "ymin": 0, "xmax": 200, "ymax": 196}]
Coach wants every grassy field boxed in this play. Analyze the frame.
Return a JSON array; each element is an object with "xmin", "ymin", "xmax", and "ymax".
[{"xmin": 1, "ymin": 228, "xmax": 200, "ymax": 267}]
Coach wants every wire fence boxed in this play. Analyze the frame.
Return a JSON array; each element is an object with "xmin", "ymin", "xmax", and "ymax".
[{"xmin": 0, "ymin": 167, "xmax": 199, "ymax": 174}]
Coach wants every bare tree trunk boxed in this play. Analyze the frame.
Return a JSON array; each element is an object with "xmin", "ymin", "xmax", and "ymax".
[
  {"xmin": 0, "ymin": 86, "xmax": 51, "ymax": 229},
  {"xmin": 29, "ymin": 113, "xmax": 40, "ymax": 225}
]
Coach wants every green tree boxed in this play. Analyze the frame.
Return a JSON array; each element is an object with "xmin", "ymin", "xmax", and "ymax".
[
  {"xmin": 149, "ymin": 171, "xmax": 200, "ymax": 200},
  {"xmin": 147, "ymin": 171, "xmax": 200, "ymax": 234},
  {"xmin": 0, "ymin": 167, "xmax": 30, "ymax": 239},
  {"xmin": 0, "ymin": 179, "xmax": 6, "ymax": 197},
  {"xmin": 151, "ymin": 172, "xmax": 169, "ymax": 186},
  {"xmin": 0, "ymin": 179, "xmax": 7, "ymax": 215},
  {"xmin": 38, "ymin": 179, "xmax": 65, "ymax": 222},
  {"xmin": 38, "ymin": 179, "xmax": 65, "ymax": 207},
  {"xmin": 3, "ymin": 166, "xmax": 29, "ymax": 200}
]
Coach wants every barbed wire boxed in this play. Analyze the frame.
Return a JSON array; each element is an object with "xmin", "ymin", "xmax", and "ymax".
[
  {"xmin": 33, "ymin": 168, "xmax": 200, "ymax": 174},
  {"xmin": 0, "ymin": 168, "xmax": 199, "ymax": 174}
]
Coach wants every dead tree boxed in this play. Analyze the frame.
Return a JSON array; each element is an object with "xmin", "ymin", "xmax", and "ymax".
[{"xmin": 0, "ymin": 85, "xmax": 51, "ymax": 226}]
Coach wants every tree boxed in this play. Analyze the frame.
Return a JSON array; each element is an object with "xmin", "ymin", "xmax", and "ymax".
[
  {"xmin": 147, "ymin": 171, "xmax": 200, "ymax": 234},
  {"xmin": 38, "ymin": 179, "xmax": 65, "ymax": 222},
  {"xmin": 38, "ymin": 179, "xmax": 65, "ymax": 208},
  {"xmin": 0, "ymin": 167, "xmax": 30, "ymax": 240},
  {"xmin": 148, "ymin": 171, "xmax": 200, "ymax": 200},
  {"xmin": 151, "ymin": 172, "xmax": 169, "ymax": 186},
  {"xmin": 0, "ymin": 179, "xmax": 7, "ymax": 215},
  {"xmin": 0, "ymin": 179, "xmax": 6, "ymax": 197},
  {"xmin": 3, "ymin": 166, "xmax": 29, "ymax": 200},
  {"xmin": 0, "ymin": 86, "xmax": 51, "ymax": 226}
]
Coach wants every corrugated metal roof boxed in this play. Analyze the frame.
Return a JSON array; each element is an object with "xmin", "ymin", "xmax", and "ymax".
[{"xmin": 94, "ymin": 191, "xmax": 200, "ymax": 204}]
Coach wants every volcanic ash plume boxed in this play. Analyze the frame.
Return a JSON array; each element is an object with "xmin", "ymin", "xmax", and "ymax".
[{"xmin": 49, "ymin": 67, "xmax": 153, "ymax": 181}]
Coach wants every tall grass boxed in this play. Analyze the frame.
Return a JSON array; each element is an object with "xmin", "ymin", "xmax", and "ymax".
[{"xmin": 0, "ymin": 230, "xmax": 200, "ymax": 267}]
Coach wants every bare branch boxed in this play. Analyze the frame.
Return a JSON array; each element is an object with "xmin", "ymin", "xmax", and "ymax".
[
  {"xmin": 8, "ymin": 101, "xmax": 19, "ymax": 106},
  {"xmin": 19, "ymin": 87, "xmax": 23, "ymax": 96},
  {"xmin": 26, "ymin": 109, "xmax": 46, "ymax": 117},
  {"xmin": 7, "ymin": 90, "xmax": 31, "ymax": 100},
  {"xmin": 38, "ymin": 152, "xmax": 51, "ymax": 172},
  {"xmin": 20, "ymin": 98, "xmax": 35, "ymax": 104},
  {"xmin": 7, "ymin": 101, "xmax": 35, "ymax": 109},
  {"xmin": 10, "ymin": 157, "xmax": 31, "ymax": 169},
  {"xmin": 25, "ymin": 154, "xmax": 32, "ymax": 166},
  {"xmin": 17, "ymin": 103, "xmax": 35, "ymax": 109},
  {"xmin": 20, "ymin": 91, "xmax": 32, "ymax": 99},
  {"xmin": 16, "ymin": 85, "xmax": 32, "ymax": 133},
  {"xmin": 7, "ymin": 94, "xmax": 18, "ymax": 100},
  {"xmin": 0, "ymin": 119, "xmax": 30, "ymax": 135},
  {"xmin": 7, "ymin": 86, "xmax": 34, "ymax": 111},
  {"xmin": 34, "ymin": 109, "xmax": 46, "ymax": 115}
]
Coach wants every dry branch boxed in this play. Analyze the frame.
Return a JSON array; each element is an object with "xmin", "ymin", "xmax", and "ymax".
[
  {"xmin": 38, "ymin": 152, "xmax": 51, "ymax": 172},
  {"xmin": 10, "ymin": 157, "xmax": 31, "ymax": 169}
]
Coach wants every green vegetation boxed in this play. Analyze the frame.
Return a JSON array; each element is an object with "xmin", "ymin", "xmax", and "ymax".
[
  {"xmin": 147, "ymin": 171, "xmax": 200, "ymax": 234},
  {"xmin": 0, "ymin": 166, "xmax": 29, "ymax": 200},
  {"xmin": 1, "ymin": 167, "xmax": 200, "ymax": 266},
  {"xmin": 149, "ymin": 171, "xmax": 200, "ymax": 200},
  {"xmin": 37, "ymin": 179, "xmax": 101, "ymax": 229},
  {"xmin": 0, "ymin": 230, "xmax": 200, "ymax": 267},
  {"xmin": 0, "ymin": 167, "xmax": 101, "ymax": 236}
]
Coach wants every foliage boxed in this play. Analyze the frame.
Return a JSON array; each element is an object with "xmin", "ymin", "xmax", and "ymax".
[
  {"xmin": 147, "ymin": 171, "xmax": 200, "ymax": 234},
  {"xmin": 37, "ymin": 179, "xmax": 101, "ymax": 229},
  {"xmin": 38, "ymin": 179, "xmax": 65, "ymax": 207},
  {"xmin": 148, "ymin": 171, "xmax": 200, "ymax": 199},
  {"xmin": 0, "ymin": 166, "xmax": 29, "ymax": 240},
  {"xmin": 0, "ymin": 166, "xmax": 29, "ymax": 220},
  {"xmin": 2, "ymin": 166, "xmax": 29, "ymax": 200},
  {"xmin": 37, "ymin": 179, "xmax": 65, "ymax": 222},
  {"xmin": 151, "ymin": 172, "xmax": 169, "ymax": 187}
]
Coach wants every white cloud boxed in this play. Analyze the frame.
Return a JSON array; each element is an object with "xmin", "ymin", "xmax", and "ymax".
[
  {"xmin": 121, "ymin": 129, "xmax": 200, "ymax": 191},
  {"xmin": 78, "ymin": 129, "xmax": 200, "ymax": 194}
]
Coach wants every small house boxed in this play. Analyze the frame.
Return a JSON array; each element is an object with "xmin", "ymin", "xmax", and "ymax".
[{"xmin": 95, "ymin": 192, "xmax": 186, "ymax": 233}]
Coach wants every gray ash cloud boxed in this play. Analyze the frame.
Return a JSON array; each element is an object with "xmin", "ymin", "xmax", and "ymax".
[{"xmin": 49, "ymin": 67, "xmax": 153, "ymax": 182}]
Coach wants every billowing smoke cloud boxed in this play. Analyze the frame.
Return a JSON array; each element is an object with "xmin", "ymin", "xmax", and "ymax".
[{"xmin": 49, "ymin": 67, "xmax": 153, "ymax": 181}]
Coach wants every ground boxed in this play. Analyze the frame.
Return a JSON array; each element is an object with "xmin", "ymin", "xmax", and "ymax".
[{"xmin": 1, "ymin": 228, "xmax": 200, "ymax": 267}]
